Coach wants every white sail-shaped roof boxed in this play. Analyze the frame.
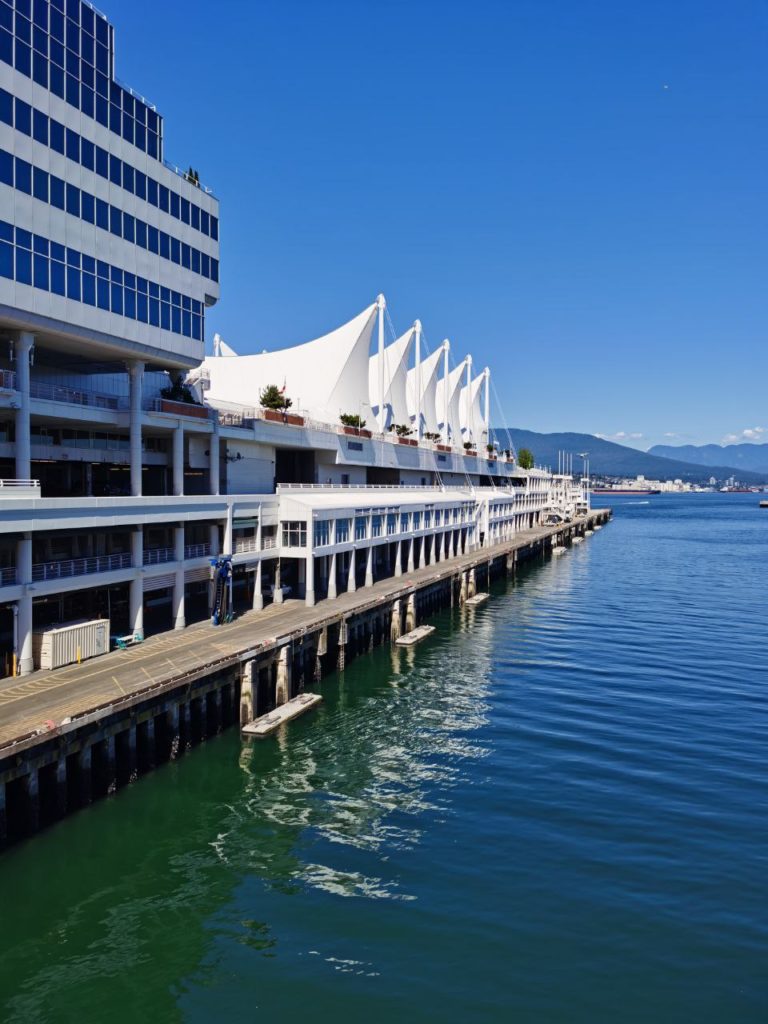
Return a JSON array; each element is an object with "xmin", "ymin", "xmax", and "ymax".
[
  {"xmin": 439, "ymin": 360, "xmax": 467, "ymax": 443},
  {"xmin": 369, "ymin": 326, "xmax": 414, "ymax": 430},
  {"xmin": 201, "ymin": 303, "xmax": 377, "ymax": 423},
  {"xmin": 460, "ymin": 372, "xmax": 486, "ymax": 442},
  {"xmin": 406, "ymin": 345, "xmax": 443, "ymax": 435}
]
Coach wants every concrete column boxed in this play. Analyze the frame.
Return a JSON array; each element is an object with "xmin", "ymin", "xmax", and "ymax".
[
  {"xmin": 54, "ymin": 757, "xmax": 67, "ymax": 818},
  {"xmin": 127, "ymin": 360, "xmax": 144, "ymax": 497},
  {"xmin": 126, "ymin": 725, "xmax": 137, "ymax": 780},
  {"xmin": 365, "ymin": 544, "xmax": 374, "ymax": 588},
  {"xmin": 390, "ymin": 598, "xmax": 402, "ymax": 641},
  {"xmin": 16, "ymin": 533, "xmax": 33, "ymax": 675},
  {"xmin": 468, "ymin": 567, "xmax": 477, "ymax": 598},
  {"xmin": 172, "ymin": 424, "xmax": 184, "ymax": 496},
  {"xmin": 145, "ymin": 716, "xmax": 156, "ymax": 768},
  {"xmin": 444, "ymin": 530, "xmax": 450, "ymax": 560},
  {"xmin": 305, "ymin": 553, "xmax": 315, "ymax": 607},
  {"xmin": 276, "ymin": 646, "xmax": 291, "ymax": 706},
  {"xmin": 273, "ymin": 560, "xmax": 284, "ymax": 604},
  {"xmin": 348, "ymin": 551, "xmax": 356, "ymax": 593},
  {"xmin": 253, "ymin": 560, "xmax": 264, "ymax": 611},
  {"xmin": 26, "ymin": 769, "xmax": 40, "ymax": 833},
  {"xmin": 15, "ymin": 332, "xmax": 33, "ymax": 481},
  {"xmin": 394, "ymin": 539, "xmax": 402, "ymax": 577},
  {"xmin": 105, "ymin": 734, "xmax": 116, "ymax": 792},
  {"xmin": 209, "ymin": 522, "xmax": 219, "ymax": 557},
  {"xmin": 209, "ymin": 421, "xmax": 220, "ymax": 495},
  {"xmin": 129, "ymin": 528, "xmax": 144, "ymax": 639},
  {"xmin": 328, "ymin": 550, "xmax": 338, "ymax": 599},
  {"xmin": 459, "ymin": 570, "xmax": 468, "ymax": 605},
  {"xmin": 79, "ymin": 745, "xmax": 92, "ymax": 804},
  {"xmin": 405, "ymin": 592, "xmax": 417, "ymax": 632},
  {"xmin": 407, "ymin": 537, "xmax": 415, "ymax": 572},
  {"xmin": 240, "ymin": 661, "xmax": 256, "ymax": 725},
  {"xmin": 419, "ymin": 537, "xmax": 427, "ymax": 569},
  {"xmin": 223, "ymin": 503, "xmax": 233, "ymax": 554},
  {"xmin": 173, "ymin": 525, "xmax": 185, "ymax": 630}
]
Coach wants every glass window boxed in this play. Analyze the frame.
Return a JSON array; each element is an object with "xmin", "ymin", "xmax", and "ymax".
[
  {"xmin": 159, "ymin": 231, "xmax": 169, "ymax": 259},
  {"xmin": 32, "ymin": 107, "xmax": 47, "ymax": 143},
  {"xmin": 33, "ymin": 166, "xmax": 48, "ymax": 201},
  {"xmin": 33, "ymin": 252, "xmax": 49, "ymax": 289},
  {"xmin": 0, "ymin": 239, "xmax": 12, "ymax": 279},
  {"xmin": 0, "ymin": 88, "xmax": 11, "ymax": 126},
  {"xmin": 80, "ymin": 190, "xmax": 94, "ymax": 222},
  {"xmin": 135, "ymin": 219, "xmax": 146, "ymax": 248},
  {"xmin": 95, "ymin": 94, "xmax": 108, "ymax": 127},
  {"xmin": 122, "ymin": 212, "xmax": 134, "ymax": 242},
  {"xmin": 122, "ymin": 163, "xmax": 133, "ymax": 193},
  {"xmin": 191, "ymin": 248, "xmax": 200, "ymax": 274},
  {"xmin": 50, "ymin": 7, "xmax": 64, "ymax": 42},
  {"xmin": 211, "ymin": 217, "xmax": 219, "ymax": 241},
  {"xmin": 170, "ymin": 192, "xmax": 180, "ymax": 219},
  {"xmin": 124, "ymin": 287, "xmax": 136, "ymax": 319},
  {"xmin": 95, "ymin": 198, "xmax": 108, "ymax": 230},
  {"xmin": 65, "ymin": 73, "xmax": 79, "ymax": 107},
  {"xmin": 136, "ymin": 291, "xmax": 147, "ymax": 322},
  {"xmin": 110, "ymin": 281, "xmax": 122, "ymax": 314},
  {"xmin": 190, "ymin": 204, "xmax": 200, "ymax": 231},
  {"xmin": 0, "ymin": 29, "xmax": 10, "ymax": 67},
  {"xmin": 49, "ymin": 36, "xmax": 63, "ymax": 67},
  {"xmin": 181, "ymin": 243, "xmax": 190, "ymax": 269},
  {"xmin": 170, "ymin": 237, "xmax": 180, "ymax": 264},
  {"xmin": 354, "ymin": 516, "xmax": 367, "ymax": 540},
  {"xmin": 0, "ymin": 150, "xmax": 12, "ymax": 187},
  {"xmin": 16, "ymin": 247, "xmax": 32, "ymax": 285},
  {"xmin": 109, "ymin": 154, "xmax": 121, "ymax": 185},
  {"xmin": 50, "ymin": 174, "xmax": 65, "ymax": 208},
  {"xmin": 159, "ymin": 184, "xmax": 169, "ymax": 213},
  {"xmin": 180, "ymin": 197, "xmax": 190, "ymax": 224},
  {"xmin": 134, "ymin": 122, "xmax": 145, "ymax": 152},
  {"xmin": 15, "ymin": 40, "xmax": 32, "ymax": 77},
  {"xmin": 65, "ymin": 128, "xmax": 78, "ymax": 162},
  {"xmin": 95, "ymin": 146, "xmax": 108, "ymax": 178},
  {"xmin": 147, "ymin": 225, "xmax": 158, "ymax": 253},
  {"xmin": 109, "ymin": 205, "xmax": 121, "ymax": 236},
  {"xmin": 134, "ymin": 170, "xmax": 146, "ymax": 200},
  {"xmin": 97, "ymin": 275, "xmax": 109, "ymax": 310},
  {"xmin": 147, "ymin": 177, "xmax": 158, "ymax": 206},
  {"xmin": 313, "ymin": 520, "xmax": 331, "ymax": 547},
  {"xmin": 15, "ymin": 157, "xmax": 32, "ymax": 194},
  {"xmin": 32, "ymin": 50, "xmax": 47, "ymax": 87},
  {"xmin": 281, "ymin": 522, "xmax": 307, "ymax": 548},
  {"xmin": 200, "ymin": 209, "xmax": 209, "ymax": 235},
  {"xmin": 15, "ymin": 98, "xmax": 31, "ymax": 135},
  {"xmin": 371, "ymin": 514, "xmax": 383, "ymax": 537},
  {"xmin": 336, "ymin": 519, "xmax": 350, "ymax": 543},
  {"xmin": 81, "ymin": 137, "xmax": 94, "ymax": 170},
  {"xmin": 66, "ymin": 182, "xmax": 79, "ymax": 216},
  {"xmin": 50, "ymin": 62, "xmax": 65, "ymax": 98},
  {"xmin": 50, "ymin": 118, "xmax": 65, "ymax": 153},
  {"xmin": 66, "ymin": 264, "xmax": 80, "ymax": 300}
]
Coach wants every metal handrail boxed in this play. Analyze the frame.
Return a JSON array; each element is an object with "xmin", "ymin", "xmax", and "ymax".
[
  {"xmin": 30, "ymin": 379, "xmax": 120, "ymax": 410},
  {"xmin": 184, "ymin": 543, "xmax": 211, "ymax": 559},
  {"xmin": 0, "ymin": 478, "xmax": 40, "ymax": 488},
  {"xmin": 0, "ymin": 369, "xmax": 16, "ymax": 390},
  {"xmin": 143, "ymin": 547, "xmax": 174, "ymax": 565},
  {"xmin": 32, "ymin": 551, "xmax": 132, "ymax": 582},
  {"xmin": 0, "ymin": 566, "xmax": 16, "ymax": 587}
]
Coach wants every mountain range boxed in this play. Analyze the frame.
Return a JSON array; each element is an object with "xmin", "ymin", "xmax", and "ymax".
[
  {"xmin": 494, "ymin": 429, "xmax": 768, "ymax": 484},
  {"xmin": 648, "ymin": 442, "xmax": 768, "ymax": 475}
]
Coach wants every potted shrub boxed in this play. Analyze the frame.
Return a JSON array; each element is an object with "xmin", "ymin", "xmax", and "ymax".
[
  {"xmin": 486, "ymin": 443, "xmax": 497, "ymax": 460},
  {"xmin": 260, "ymin": 384, "xmax": 304, "ymax": 426},
  {"xmin": 159, "ymin": 376, "xmax": 209, "ymax": 419},
  {"xmin": 339, "ymin": 413, "xmax": 371, "ymax": 438},
  {"xmin": 463, "ymin": 441, "xmax": 477, "ymax": 457},
  {"xmin": 391, "ymin": 423, "xmax": 417, "ymax": 446}
]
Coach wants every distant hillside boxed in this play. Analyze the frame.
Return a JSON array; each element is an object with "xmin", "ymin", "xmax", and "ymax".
[
  {"xmin": 494, "ymin": 428, "xmax": 768, "ymax": 484},
  {"xmin": 649, "ymin": 442, "xmax": 768, "ymax": 475}
]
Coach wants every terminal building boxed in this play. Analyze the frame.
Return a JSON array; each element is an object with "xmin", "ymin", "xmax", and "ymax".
[{"xmin": 0, "ymin": 0, "xmax": 584, "ymax": 676}]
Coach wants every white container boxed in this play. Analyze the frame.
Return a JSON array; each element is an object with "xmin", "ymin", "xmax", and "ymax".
[{"xmin": 33, "ymin": 619, "xmax": 110, "ymax": 671}]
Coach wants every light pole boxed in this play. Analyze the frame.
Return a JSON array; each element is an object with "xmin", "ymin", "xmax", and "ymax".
[{"xmin": 578, "ymin": 451, "xmax": 590, "ymax": 508}]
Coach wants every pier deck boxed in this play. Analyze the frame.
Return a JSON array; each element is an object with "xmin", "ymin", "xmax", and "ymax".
[{"xmin": 0, "ymin": 513, "xmax": 608, "ymax": 755}]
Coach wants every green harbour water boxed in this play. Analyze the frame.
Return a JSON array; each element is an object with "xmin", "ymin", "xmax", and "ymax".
[{"xmin": 0, "ymin": 493, "xmax": 766, "ymax": 1022}]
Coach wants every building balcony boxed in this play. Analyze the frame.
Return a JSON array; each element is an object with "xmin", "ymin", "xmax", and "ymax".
[
  {"xmin": 30, "ymin": 380, "xmax": 122, "ymax": 411},
  {"xmin": 144, "ymin": 543, "xmax": 212, "ymax": 565},
  {"xmin": 31, "ymin": 551, "xmax": 132, "ymax": 583},
  {"xmin": 0, "ymin": 479, "xmax": 41, "ymax": 499},
  {"xmin": 0, "ymin": 566, "xmax": 17, "ymax": 587}
]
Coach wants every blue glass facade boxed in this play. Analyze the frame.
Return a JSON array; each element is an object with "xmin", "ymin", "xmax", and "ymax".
[
  {"xmin": 0, "ymin": 0, "xmax": 162, "ymax": 159},
  {"xmin": 0, "ymin": 0, "xmax": 219, "ymax": 360},
  {"xmin": 0, "ymin": 88, "xmax": 219, "ymax": 240},
  {"xmin": 0, "ymin": 219, "xmax": 205, "ymax": 341}
]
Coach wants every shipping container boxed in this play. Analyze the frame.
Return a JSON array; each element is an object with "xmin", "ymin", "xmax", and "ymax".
[{"xmin": 32, "ymin": 619, "xmax": 110, "ymax": 671}]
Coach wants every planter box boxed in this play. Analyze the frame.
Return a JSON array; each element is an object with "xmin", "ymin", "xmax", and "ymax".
[
  {"xmin": 263, "ymin": 409, "xmax": 305, "ymax": 426},
  {"xmin": 397, "ymin": 437, "xmax": 418, "ymax": 446},
  {"xmin": 464, "ymin": 450, "xmax": 477, "ymax": 457},
  {"xmin": 342, "ymin": 426, "xmax": 372, "ymax": 438},
  {"xmin": 159, "ymin": 399, "xmax": 209, "ymax": 420},
  {"xmin": 486, "ymin": 454, "xmax": 497, "ymax": 461},
  {"xmin": 436, "ymin": 444, "xmax": 452, "ymax": 453}
]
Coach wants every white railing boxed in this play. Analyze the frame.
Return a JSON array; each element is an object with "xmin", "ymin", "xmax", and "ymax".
[
  {"xmin": 277, "ymin": 483, "xmax": 445, "ymax": 492},
  {"xmin": 0, "ymin": 566, "xmax": 16, "ymax": 587},
  {"xmin": 32, "ymin": 551, "xmax": 132, "ymax": 582},
  {"xmin": 184, "ymin": 542, "xmax": 211, "ymax": 559},
  {"xmin": 0, "ymin": 478, "xmax": 40, "ymax": 489},
  {"xmin": 143, "ymin": 547, "xmax": 174, "ymax": 566},
  {"xmin": 0, "ymin": 369, "xmax": 16, "ymax": 390},
  {"xmin": 30, "ymin": 379, "xmax": 121, "ymax": 410},
  {"xmin": 262, "ymin": 536, "xmax": 277, "ymax": 550},
  {"xmin": 233, "ymin": 536, "xmax": 259, "ymax": 554}
]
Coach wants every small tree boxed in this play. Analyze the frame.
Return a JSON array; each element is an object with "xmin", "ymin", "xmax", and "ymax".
[
  {"xmin": 518, "ymin": 447, "xmax": 534, "ymax": 469},
  {"xmin": 486, "ymin": 443, "xmax": 495, "ymax": 454},
  {"xmin": 260, "ymin": 384, "xmax": 292, "ymax": 412},
  {"xmin": 340, "ymin": 413, "xmax": 366, "ymax": 429},
  {"xmin": 463, "ymin": 441, "xmax": 474, "ymax": 451},
  {"xmin": 423, "ymin": 431, "xmax": 441, "ymax": 443},
  {"xmin": 394, "ymin": 423, "xmax": 413, "ymax": 437},
  {"xmin": 160, "ymin": 374, "xmax": 198, "ymax": 404}
]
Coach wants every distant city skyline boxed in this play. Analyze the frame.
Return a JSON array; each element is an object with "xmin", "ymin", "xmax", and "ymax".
[{"xmin": 113, "ymin": 0, "xmax": 765, "ymax": 448}]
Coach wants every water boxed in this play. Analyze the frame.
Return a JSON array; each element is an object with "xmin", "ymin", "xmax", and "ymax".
[{"xmin": 1, "ymin": 494, "xmax": 766, "ymax": 1023}]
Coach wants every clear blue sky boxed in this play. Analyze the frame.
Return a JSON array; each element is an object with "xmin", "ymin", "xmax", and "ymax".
[{"xmin": 113, "ymin": 0, "xmax": 766, "ymax": 449}]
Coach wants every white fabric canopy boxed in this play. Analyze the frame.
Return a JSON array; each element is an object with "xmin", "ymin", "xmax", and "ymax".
[
  {"xmin": 440, "ymin": 360, "xmax": 468, "ymax": 443},
  {"xmin": 201, "ymin": 303, "xmax": 377, "ymax": 423},
  {"xmin": 460, "ymin": 372, "xmax": 486, "ymax": 443},
  {"xmin": 369, "ymin": 326, "xmax": 414, "ymax": 430},
  {"xmin": 406, "ymin": 346, "xmax": 443, "ymax": 435}
]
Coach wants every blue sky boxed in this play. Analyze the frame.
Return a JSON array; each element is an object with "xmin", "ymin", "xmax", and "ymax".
[{"xmin": 114, "ymin": 0, "xmax": 766, "ymax": 449}]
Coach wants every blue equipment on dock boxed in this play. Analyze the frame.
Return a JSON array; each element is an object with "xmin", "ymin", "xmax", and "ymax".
[{"xmin": 209, "ymin": 555, "xmax": 234, "ymax": 626}]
